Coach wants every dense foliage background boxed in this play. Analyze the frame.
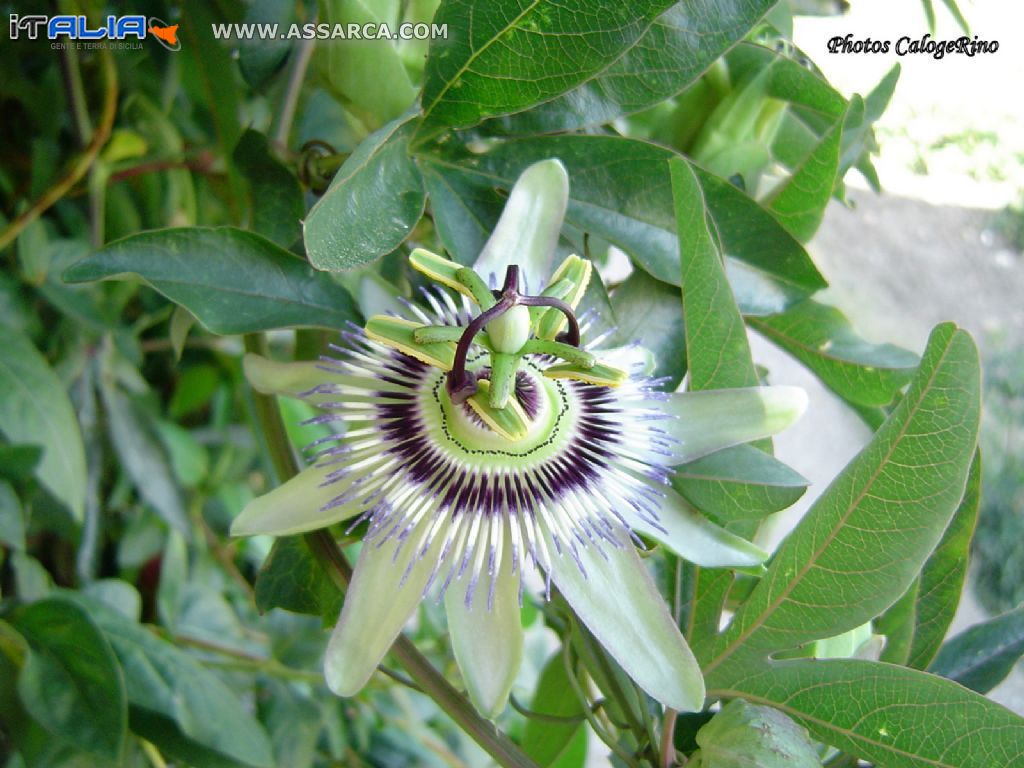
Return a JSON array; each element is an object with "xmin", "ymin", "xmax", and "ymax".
[{"xmin": 1, "ymin": 0, "xmax": 1022, "ymax": 766}]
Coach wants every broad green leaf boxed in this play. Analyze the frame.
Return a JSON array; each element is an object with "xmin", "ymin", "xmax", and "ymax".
[
  {"xmin": 550, "ymin": 727, "xmax": 587, "ymax": 768},
  {"xmin": 69, "ymin": 594, "xmax": 275, "ymax": 768},
  {"xmin": 0, "ymin": 480, "xmax": 25, "ymax": 550},
  {"xmin": 609, "ymin": 269, "xmax": 685, "ymax": 390},
  {"xmin": 82, "ymin": 579, "xmax": 144, "ymax": 622},
  {"xmin": 863, "ymin": 64, "xmax": 901, "ymax": 125},
  {"xmin": 417, "ymin": 0, "xmax": 675, "ymax": 136},
  {"xmin": 709, "ymin": 658, "xmax": 1024, "ymax": 768},
  {"xmin": 701, "ymin": 324, "xmax": 980, "ymax": 675},
  {"xmin": 169, "ymin": 305, "xmax": 195, "ymax": 361},
  {"xmin": 304, "ymin": 114, "xmax": 424, "ymax": 271},
  {"xmin": 929, "ymin": 605, "xmax": 1024, "ymax": 694},
  {"xmin": 16, "ymin": 216, "xmax": 49, "ymax": 285},
  {"xmin": 750, "ymin": 300, "xmax": 918, "ymax": 408},
  {"xmin": 765, "ymin": 107, "xmax": 845, "ymax": 242},
  {"xmin": 101, "ymin": 385, "xmax": 190, "ymax": 537},
  {"xmin": 0, "ymin": 332, "xmax": 86, "ymax": 520},
  {"xmin": 169, "ymin": 365, "xmax": 222, "ymax": 420},
  {"xmin": 905, "ymin": 451, "xmax": 981, "ymax": 669},
  {"xmin": 671, "ymin": 158, "xmax": 757, "ymax": 392},
  {"xmin": 254, "ymin": 536, "xmax": 343, "ymax": 621},
  {"xmin": 0, "ymin": 444, "xmax": 43, "ymax": 483},
  {"xmin": 238, "ymin": 0, "xmax": 295, "ymax": 89},
  {"xmin": 690, "ymin": 698, "xmax": 820, "ymax": 768},
  {"xmin": 673, "ymin": 445, "xmax": 808, "ymax": 523},
  {"xmin": 64, "ymin": 227, "xmax": 359, "ymax": 333},
  {"xmin": 11, "ymin": 598, "xmax": 127, "ymax": 763},
  {"xmin": 260, "ymin": 679, "xmax": 323, "ymax": 768},
  {"xmin": 441, "ymin": 136, "xmax": 825, "ymax": 315},
  {"xmin": 10, "ymin": 552, "xmax": 52, "ymax": 601},
  {"xmin": 233, "ymin": 130, "xmax": 304, "ymax": 247},
  {"xmin": 727, "ymin": 42, "xmax": 845, "ymax": 120},
  {"xmin": 876, "ymin": 579, "xmax": 918, "ymax": 666},
  {"xmin": 523, "ymin": 652, "xmax": 587, "ymax": 767},
  {"xmin": 0, "ymin": 270, "xmax": 40, "ymax": 335},
  {"xmin": 489, "ymin": 0, "xmax": 776, "ymax": 134},
  {"xmin": 320, "ymin": 0, "xmax": 417, "ymax": 127},
  {"xmin": 839, "ymin": 64, "xmax": 899, "ymax": 179},
  {"xmin": 154, "ymin": 421, "xmax": 210, "ymax": 488}
]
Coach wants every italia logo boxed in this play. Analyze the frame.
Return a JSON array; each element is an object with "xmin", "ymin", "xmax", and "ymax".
[{"xmin": 8, "ymin": 14, "xmax": 182, "ymax": 51}]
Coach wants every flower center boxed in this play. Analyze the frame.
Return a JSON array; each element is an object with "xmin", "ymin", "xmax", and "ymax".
[
  {"xmin": 441, "ymin": 362, "xmax": 565, "ymax": 456},
  {"xmin": 364, "ymin": 252, "xmax": 626, "ymax": 443}
]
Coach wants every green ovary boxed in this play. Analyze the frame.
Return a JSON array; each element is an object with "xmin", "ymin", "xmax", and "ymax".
[{"xmin": 418, "ymin": 360, "xmax": 581, "ymax": 473}]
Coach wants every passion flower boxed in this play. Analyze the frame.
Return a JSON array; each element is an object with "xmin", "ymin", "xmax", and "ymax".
[{"xmin": 233, "ymin": 159, "xmax": 806, "ymax": 717}]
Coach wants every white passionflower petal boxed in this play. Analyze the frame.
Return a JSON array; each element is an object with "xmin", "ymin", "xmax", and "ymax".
[
  {"xmin": 594, "ymin": 344, "xmax": 656, "ymax": 376},
  {"xmin": 325, "ymin": 513, "xmax": 452, "ymax": 696},
  {"xmin": 545, "ymin": 526, "xmax": 705, "ymax": 712},
  {"xmin": 629, "ymin": 486, "xmax": 768, "ymax": 568},
  {"xmin": 244, "ymin": 353, "xmax": 326, "ymax": 400},
  {"xmin": 231, "ymin": 461, "xmax": 370, "ymax": 537},
  {"xmin": 444, "ymin": 521, "xmax": 523, "ymax": 719},
  {"xmin": 359, "ymin": 272, "xmax": 408, "ymax": 318},
  {"xmin": 473, "ymin": 159, "xmax": 569, "ymax": 292},
  {"xmin": 656, "ymin": 386, "xmax": 808, "ymax": 464}
]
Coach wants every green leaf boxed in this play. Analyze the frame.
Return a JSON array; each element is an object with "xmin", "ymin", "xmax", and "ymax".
[
  {"xmin": 0, "ymin": 480, "xmax": 25, "ymax": 550},
  {"xmin": 261, "ymin": 679, "xmax": 323, "ymax": 768},
  {"xmin": 11, "ymin": 598, "xmax": 127, "ymax": 762},
  {"xmin": 671, "ymin": 158, "xmax": 757, "ymax": 392},
  {"xmin": 169, "ymin": 305, "xmax": 195, "ymax": 361},
  {"xmin": 673, "ymin": 445, "xmax": 808, "ymax": 523},
  {"xmin": 710, "ymin": 658, "xmax": 1024, "ymax": 768},
  {"xmin": 320, "ymin": 0, "xmax": 417, "ymax": 127},
  {"xmin": 422, "ymin": 160, "xmax": 506, "ymax": 266},
  {"xmin": 233, "ymin": 130, "xmax": 304, "ymax": 248},
  {"xmin": 70, "ymin": 595, "xmax": 275, "ymax": 768},
  {"xmin": 0, "ymin": 444, "xmax": 44, "ymax": 483},
  {"xmin": 749, "ymin": 300, "xmax": 919, "ymax": 408},
  {"xmin": 489, "ymin": 0, "xmax": 776, "ymax": 134},
  {"xmin": 254, "ymin": 536, "xmax": 343, "ymax": 621},
  {"xmin": 690, "ymin": 698, "xmax": 820, "ymax": 768},
  {"xmin": 169, "ymin": 365, "xmax": 222, "ymax": 420},
  {"xmin": 523, "ymin": 652, "xmax": 587, "ymax": 767},
  {"xmin": 63, "ymin": 227, "xmax": 359, "ymax": 333},
  {"xmin": 101, "ymin": 385, "xmax": 189, "ymax": 537},
  {"xmin": 304, "ymin": 114, "xmax": 424, "ymax": 271},
  {"xmin": 876, "ymin": 579, "xmax": 918, "ymax": 666},
  {"xmin": 238, "ymin": 0, "xmax": 295, "ymax": 90},
  {"xmin": 727, "ymin": 42, "xmax": 845, "ymax": 120},
  {"xmin": 905, "ymin": 450, "xmax": 981, "ymax": 669},
  {"xmin": 154, "ymin": 421, "xmax": 210, "ymax": 488},
  {"xmin": 418, "ymin": 0, "xmax": 675, "ymax": 136},
  {"xmin": 765, "ymin": 107, "xmax": 845, "ymax": 242},
  {"xmin": 702, "ymin": 323, "xmax": 980, "ymax": 674},
  {"xmin": 440, "ymin": 135, "xmax": 825, "ymax": 315},
  {"xmin": 609, "ymin": 269, "xmax": 685, "ymax": 390},
  {"xmin": 0, "ymin": 331, "xmax": 87, "ymax": 520},
  {"xmin": 930, "ymin": 605, "xmax": 1024, "ymax": 694}
]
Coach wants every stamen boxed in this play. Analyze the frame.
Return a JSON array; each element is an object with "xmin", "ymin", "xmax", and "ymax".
[{"xmin": 445, "ymin": 264, "xmax": 586, "ymax": 408}]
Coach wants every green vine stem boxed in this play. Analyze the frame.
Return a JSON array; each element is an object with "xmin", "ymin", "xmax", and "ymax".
[
  {"xmin": 660, "ymin": 708, "xmax": 678, "ymax": 768},
  {"xmin": 242, "ymin": 334, "xmax": 540, "ymax": 768}
]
